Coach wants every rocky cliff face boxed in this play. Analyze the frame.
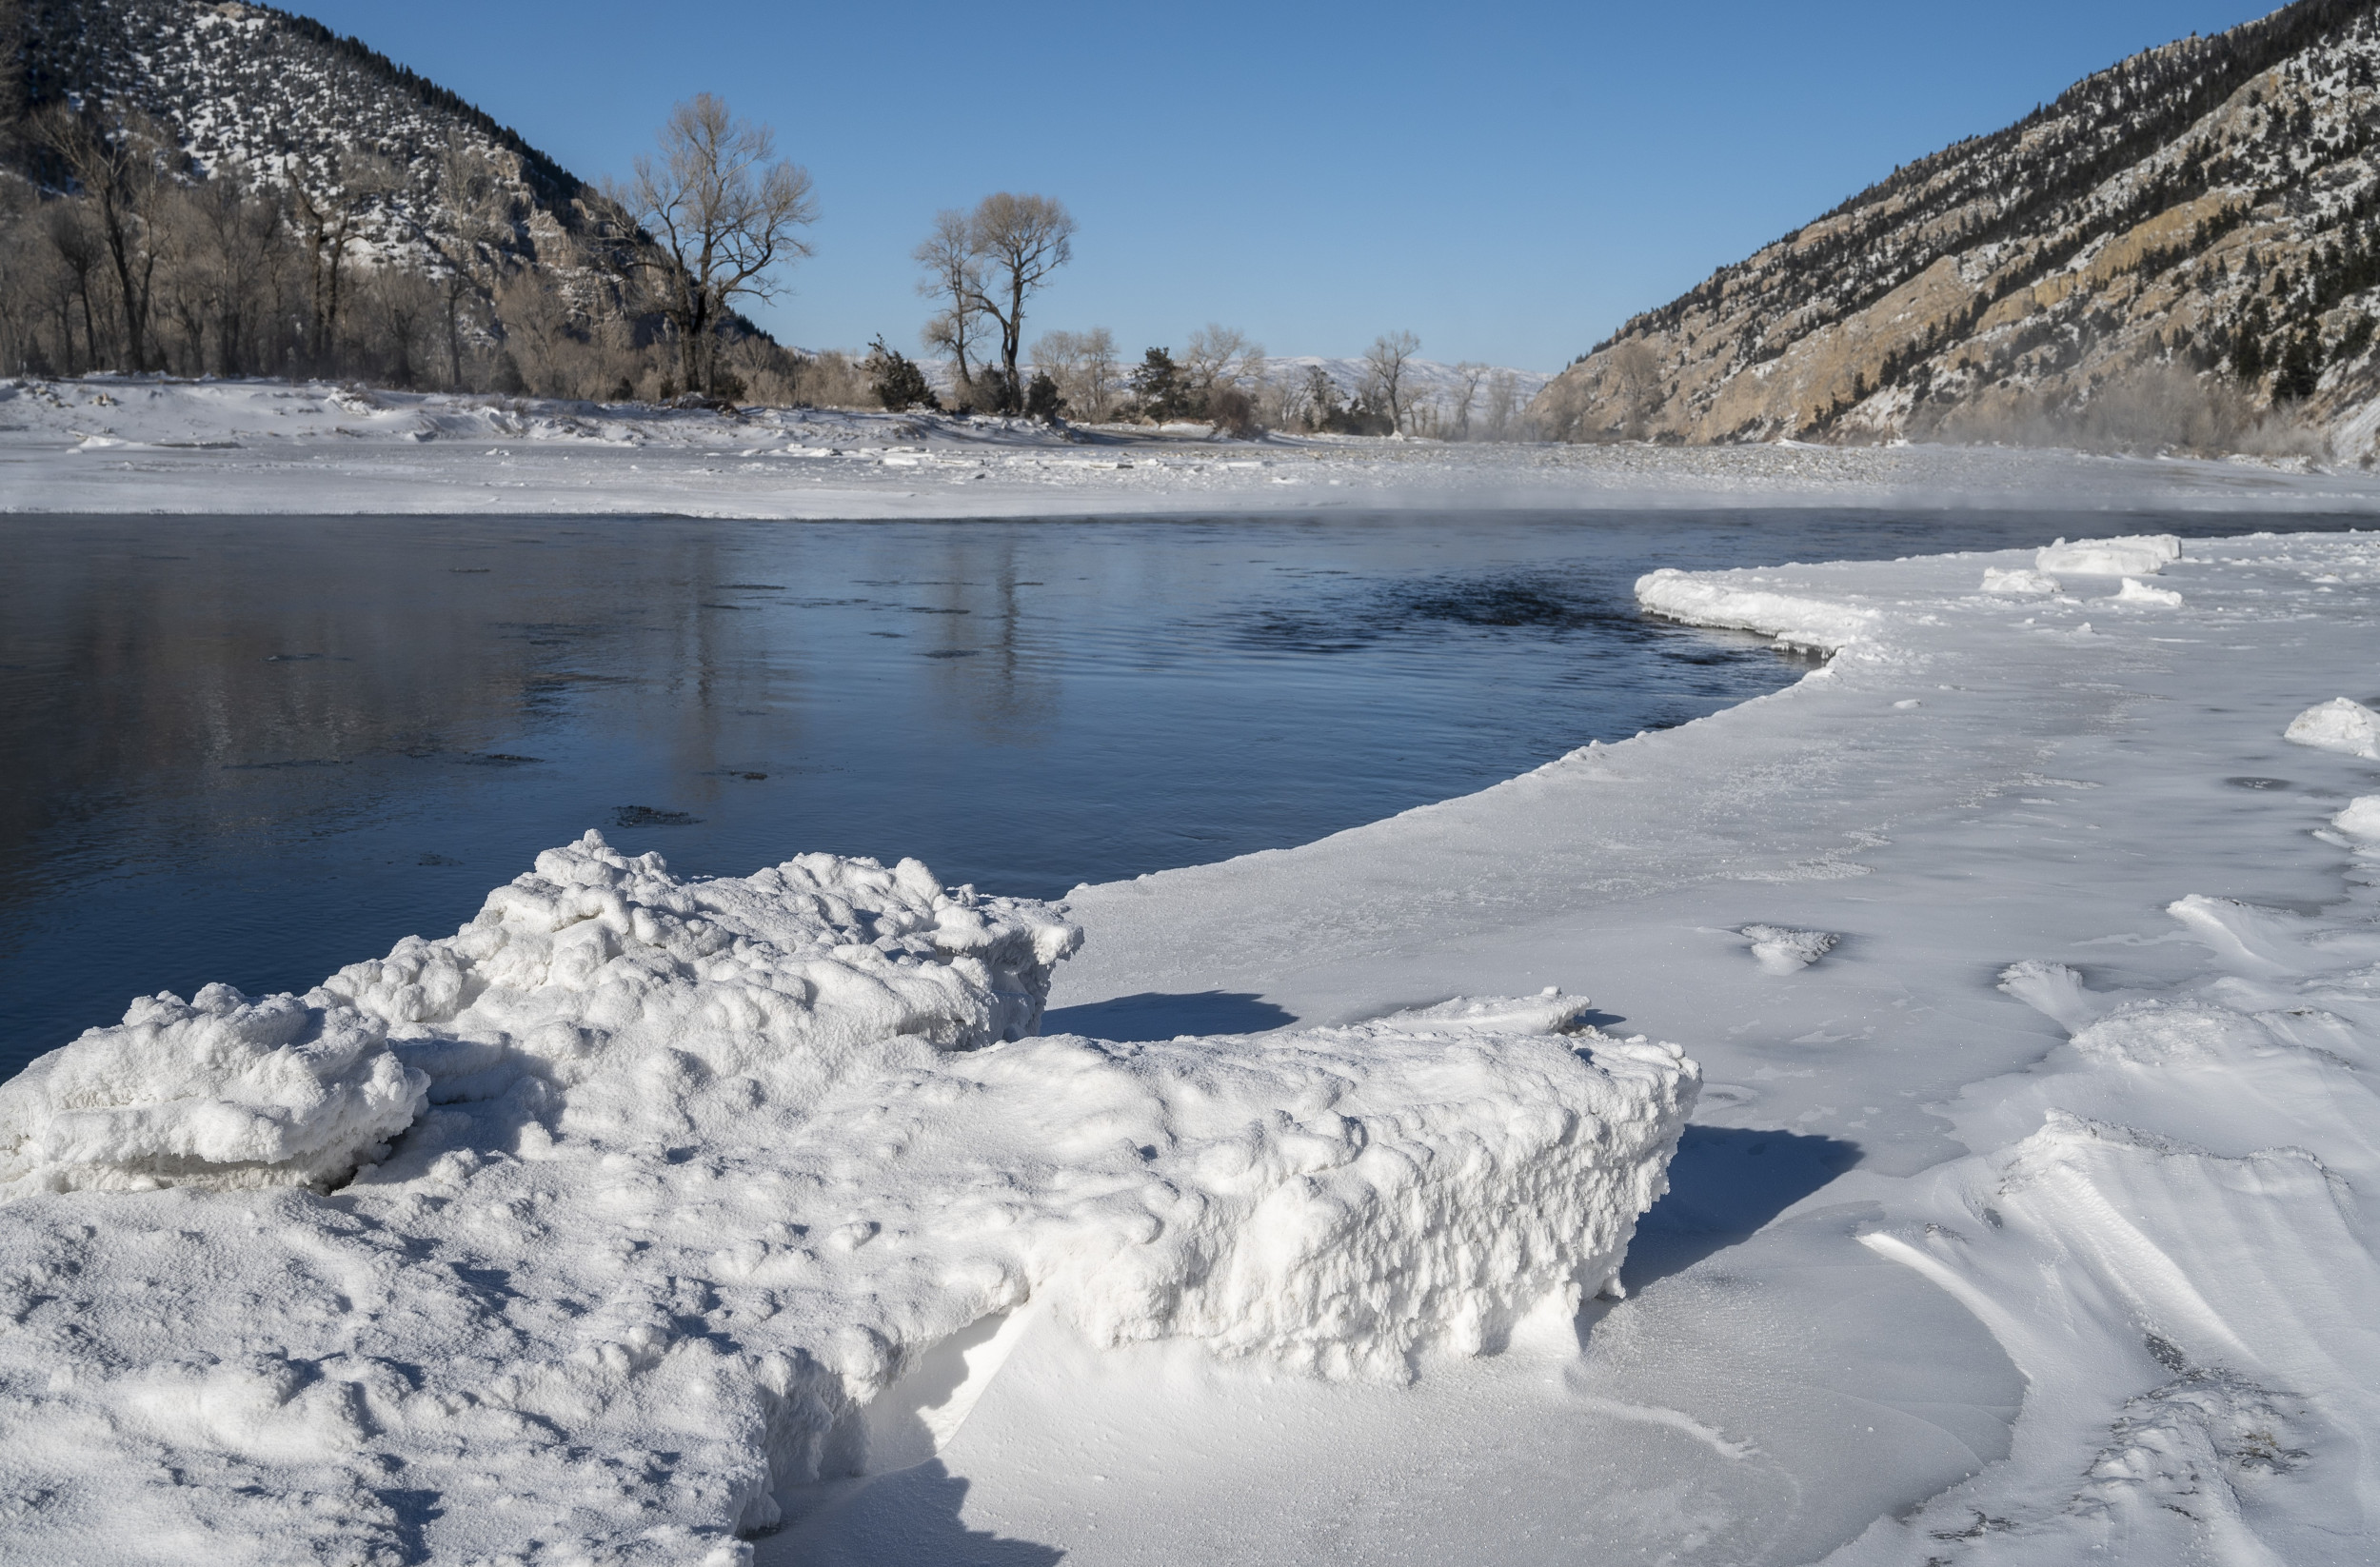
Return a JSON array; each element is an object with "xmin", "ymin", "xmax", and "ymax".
[{"xmin": 1534, "ymin": 0, "xmax": 2380, "ymax": 459}]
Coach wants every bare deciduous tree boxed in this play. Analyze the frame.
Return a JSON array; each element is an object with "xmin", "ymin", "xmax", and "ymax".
[
  {"xmin": 1484, "ymin": 369, "xmax": 1518, "ymax": 442},
  {"xmin": 1361, "ymin": 329, "xmax": 1420, "ymax": 434},
  {"xmin": 960, "ymin": 192, "xmax": 1075, "ymax": 408},
  {"xmin": 1449, "ymin": 361, "xmax": 1489, "ymax": 440},
  {"xmin": 1034, "ymin": 326, "xmax": 1122, "ymax": 422},
  {"xmin": 286, "ymin": 150, "xmax": 399, "ymax": 369},
  {"xmin": 914, "ymin": 208, "xmax": 986, "ymax": 387},
  {"xmin": 1608, "ymin": 338, "xmax": 1664, "ymax": 437},
  {"xmin": 616, "ymin": 93, "xmax": 818, "ymax": 399},
  {"xmin": 1182, "ymin": 323, "xmax": 1264, "ymax": 396},
  {"xmin": 37, "ymin": 107, "xmax": 165, "ymax": 371}
]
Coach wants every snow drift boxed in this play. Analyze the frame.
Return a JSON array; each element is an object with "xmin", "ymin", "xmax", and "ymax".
[{"xmin": 0, "ymin": 836, "xmax": 1696, "ymax": 1564}]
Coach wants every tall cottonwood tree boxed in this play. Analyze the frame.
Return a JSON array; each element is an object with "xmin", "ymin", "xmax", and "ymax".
[
  {"xmin": 617, "ymin": 93, "xmax": 817, "ymax": 398},
  {"xmin": 913, "ymin": 208, "xmax": 986, "ymax": 389},
  {"xmin": 1362, "ymin": 329, "xmax": 1419, "ymax": 434},
  {"xmin": 960, "ymin": 191, "xmax": 1075, "ymax": 410}
]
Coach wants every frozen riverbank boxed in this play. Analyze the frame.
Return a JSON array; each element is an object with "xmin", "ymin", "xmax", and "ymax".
[
  {"xmin": 11, "ymin": 376, "xmax": 2380, "ymax": 516},
  {"xmin": 5, "ymin": 515, "xmax": 2379, "ymax": 1564},
  {"xmin": 946, "ymin": 526, "xmax": 2380, "ymax": 1564}
]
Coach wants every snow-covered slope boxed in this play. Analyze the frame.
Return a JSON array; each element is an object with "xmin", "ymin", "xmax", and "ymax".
[{"xmin": 1537, "ymin": 0, "xmax": 2380, "ymax": 455}]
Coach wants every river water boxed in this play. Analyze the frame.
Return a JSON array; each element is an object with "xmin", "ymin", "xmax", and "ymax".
[{"xmin": 2, "ymin": 506, "xmax": 2361, "ymax": 1075}]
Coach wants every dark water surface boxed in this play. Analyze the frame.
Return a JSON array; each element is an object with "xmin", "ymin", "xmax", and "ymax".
[{"xmin": 2, "ymin": 507, "xmax": 2366, "ymax": 1075}]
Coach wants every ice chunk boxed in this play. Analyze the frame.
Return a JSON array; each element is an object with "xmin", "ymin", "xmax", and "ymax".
[
  {"xmin": 317, "ymin": 830, "xmax": 1082, "ymax": 1122},
  {"xmin": 1741, "ymin": 924, "xmax": 1837, "ymax": 974},
  {"xmin": 1636, "ymin": 568, "xmax": 1875, "ymax": 650},
  {"xmin": 1980, "ymin": 566, "xmax": 2060, "ymax": 596},
  {"xmin": 2333, "ymin": 795, "xmax": 2380, "ymax": 839},
  {"xmin": 2114, "ymin": 577, "xmax": 2183, "ymax": 606},
  {"xmin": 0, "ymin": 984, "xmax": 426, "ymax": 1195},
  {"xmin": 2034, "ymin": 534, "xmax": 2181, "ymax": 575},
  {"xmin": 2283, "ymin": 697, "xmax": 2380, "ymax": 761}
]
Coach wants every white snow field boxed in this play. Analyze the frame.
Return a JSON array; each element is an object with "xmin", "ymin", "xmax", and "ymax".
[{"xmin": 14, "ymin": 374, "xmax": 2380, "ymax": 516}]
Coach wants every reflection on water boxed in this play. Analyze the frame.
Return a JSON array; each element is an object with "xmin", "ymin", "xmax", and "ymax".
[{"xmin": 2, "ymin": 506, "xmax": 2362, "ymax": 1075}]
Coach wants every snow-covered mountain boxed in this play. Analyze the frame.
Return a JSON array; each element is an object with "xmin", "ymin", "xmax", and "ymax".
[{"xmin": 1535, "ymin": 0, "xmax": 2380, "ymax": 457}]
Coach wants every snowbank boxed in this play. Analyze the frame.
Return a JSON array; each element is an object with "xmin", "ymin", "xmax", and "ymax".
[
  {"xmin": 2285, "ymin": 696, "xmax": 2380, "ymax": 760},
  {"xmin": 2034, "ymin": 533, "xmax": 2180, "ymax": 575},
  {"xmin": 0, "ymin": 837, "xmax": 1695, "ymax": 1563}
]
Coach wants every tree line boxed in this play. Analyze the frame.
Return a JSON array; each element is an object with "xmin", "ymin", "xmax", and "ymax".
[{"xmin": 1, "ymin": 87, "xmax": 1532, "ymax": 437}]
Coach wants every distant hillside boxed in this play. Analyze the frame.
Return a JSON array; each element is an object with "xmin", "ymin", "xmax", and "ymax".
[
  {"xmin": 4, "ymin": 0, "xmax": 610, "ymax": 277},
  {"xmin": 1534, "ymin": 0, "xmax": 2380, "ymax": 459},
  {"xmin": 0, "ymin": 0, "xmax": 845, "ymax": 401}
]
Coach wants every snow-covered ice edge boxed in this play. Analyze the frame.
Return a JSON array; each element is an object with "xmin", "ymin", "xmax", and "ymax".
[
  {"xmin": 0, "ymin": 836, "xmax": 1694, "ymax": 1563},
  {"xmin": 1634, "ymin": 547, "xmax": 2380, "ymax": 1565}
]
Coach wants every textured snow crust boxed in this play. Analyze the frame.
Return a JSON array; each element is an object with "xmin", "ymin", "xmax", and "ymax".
[
  {"xmin": 2112, "ymin": 575, "xmax": 2182, "ymax": 605},
  {"xmin": 0, "ymin": 837, "xmax": 1694, "ymax": 1563},
  {"xmin": 1632, "ymin": 535, "xmax": 2380, "ymax": 1567}
]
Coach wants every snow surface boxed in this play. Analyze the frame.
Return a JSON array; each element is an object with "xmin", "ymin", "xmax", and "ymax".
[
  {"xmin": 974, "ymin": 526, "xmax": 2380, "ymax": 1565},
  {"xmin": 0, "ymin": 837, "xmax": 1694, "ymax": 1562},
  {"xmin": 17, "ymin": 376, "xmax": 2380, "ymax": 517}
]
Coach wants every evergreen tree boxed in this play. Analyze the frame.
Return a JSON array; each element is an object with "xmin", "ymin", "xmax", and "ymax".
[
  {"xmin": 1128, "ymin": 347, "xmax": 1185, "ymax": 421},
  {"xmin": 2274, "ymin": 331, "xmax": 2322, "ymax": 402},
  {"xmin": 1023, "ymin": 370, "xmax": 1065, "ymax": 424},
  {"xmin": 863, "ymin": 334, "xmax": 941, "ymax": 412}
]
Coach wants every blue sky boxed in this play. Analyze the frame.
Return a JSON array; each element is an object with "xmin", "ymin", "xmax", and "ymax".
[{"xmin": 298, "ymin": 1, "xmax": 2279, "ymax": 368}]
